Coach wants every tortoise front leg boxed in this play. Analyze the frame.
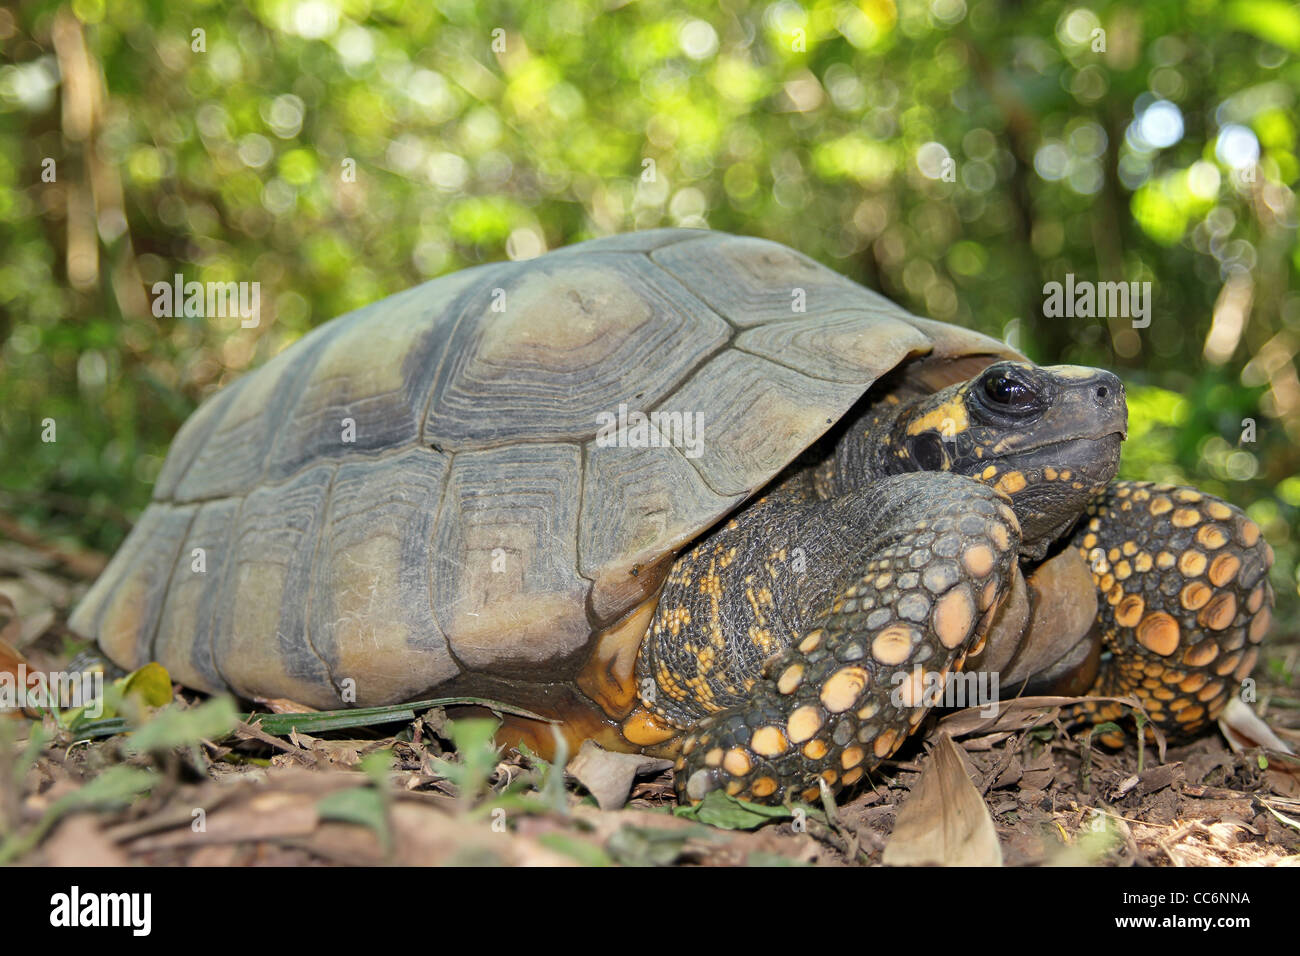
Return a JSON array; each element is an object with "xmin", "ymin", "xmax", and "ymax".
[
  {"xmin": 654, "ymin": 472, "xmax": 1021, "ymax": 805},
  {"xmin": 1070, "ymin": 480, "xmax": 1274, "ymax": 742}
]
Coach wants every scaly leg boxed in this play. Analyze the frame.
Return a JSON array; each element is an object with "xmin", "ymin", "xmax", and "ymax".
[
  {"xmin": 644, "ymin": 471, "xmax": 1021, "ymax": 805},
  {"xmin": 1070, "ymin": 480, "xmax": 1274, "ymax": 743}
]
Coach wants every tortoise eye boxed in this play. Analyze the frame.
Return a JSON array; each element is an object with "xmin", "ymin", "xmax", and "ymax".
[{"xmin": 982, "ymin": 371, "xmax": 1035, "ymax": 407}]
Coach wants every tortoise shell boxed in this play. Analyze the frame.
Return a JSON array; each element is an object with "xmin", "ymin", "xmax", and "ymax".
[{"xmin": 70, "ymin": 229, "xmax": 1021, "ymax": 722}]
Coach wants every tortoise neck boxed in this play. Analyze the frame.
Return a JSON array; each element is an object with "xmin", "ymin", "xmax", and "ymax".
[{"xmin": 822, "ymin": 395, "xmax": 915, "ymax": 497}]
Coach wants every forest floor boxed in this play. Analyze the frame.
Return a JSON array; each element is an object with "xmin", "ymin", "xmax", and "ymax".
[{"xmin": 2, "ymin": 531, "xmax": 1298, "ymax": 867}]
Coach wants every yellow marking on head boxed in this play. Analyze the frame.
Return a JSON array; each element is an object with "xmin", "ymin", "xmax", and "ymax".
[
  {"xmin": 906, "ymin": 399, "xmax": 969, "ymax": 438},
  {"xmin": 995, "ymin": 471, "xmax": 1026, "ymax": 495}
]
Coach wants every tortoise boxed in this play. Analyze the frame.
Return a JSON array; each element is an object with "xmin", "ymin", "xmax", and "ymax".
[{"xmin": 70, "ymin": 229, "xmax": 1275, "ymax": 805}]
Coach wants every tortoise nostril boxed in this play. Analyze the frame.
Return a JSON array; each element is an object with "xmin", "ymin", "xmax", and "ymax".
[{"xmin": 1096, "ymin": 386, "xmax": 1109, "ymax": 400}]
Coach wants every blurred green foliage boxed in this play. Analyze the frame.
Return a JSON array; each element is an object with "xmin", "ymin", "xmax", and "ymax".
[{"xmin": 0, "ymin": 0, "xmax": 1298, "ymax": 609}]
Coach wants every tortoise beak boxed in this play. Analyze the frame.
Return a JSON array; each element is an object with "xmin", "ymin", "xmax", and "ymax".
[{"xmin": 1043, "ymin": 365, "xmax": 1128, "ymax": 443}]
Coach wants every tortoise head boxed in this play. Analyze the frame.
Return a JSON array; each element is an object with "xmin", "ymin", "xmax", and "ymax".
[{"xmin": 870, "ymin": 362, "xmax": 1128, "ymax": 559}]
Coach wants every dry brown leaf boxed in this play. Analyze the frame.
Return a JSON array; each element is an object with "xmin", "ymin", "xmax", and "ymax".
[
  {"xmin": 882, "ymin": 732, "xmax": 1003, "ymax": 867},
  {"xmin": 43, "ymin": 814, "xmax": 130, "ymax": 867},
  {"xmin": 126, "ymin": 790, "xmax": 320, "ymax": 851},
  {"xmin": 1219, "ymin": 697, "xmax": 1296, "ymax": 755},
  {"xmin": 937, "ymin": 694, "xmax": 1132, "ymax": 737},
  {"xmin": 567, "ymin": 739, "xmax": 673, "ymax": 810}
]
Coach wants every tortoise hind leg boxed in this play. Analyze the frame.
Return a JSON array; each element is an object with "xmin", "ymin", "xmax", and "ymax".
[
  {"xmin": 654, "ymin": 471, "xmax": 1021, "ymax": 805},
  {"xmin": 1070, "ymin": 480, "xmax": 1274, "ymax": 742}
]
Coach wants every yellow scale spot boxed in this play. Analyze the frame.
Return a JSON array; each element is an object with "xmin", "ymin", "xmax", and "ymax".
[
  {"xmin": 1180, "ymin": 581, "xmax": 1211, "ymax": 611},
  {"xmin": 873, "ymin": 728, "xmax": 898, "ymax": 759},
  {"xmin": 1176, "ymin": 705, "xmax": 1205, "ymax": 725},
  {"xmin": 1115, "ymin": 594, "xmax": 1145, "ymax": 628},
  {"xmin": 933, "ymin": 585, "xmax": 976, "ymax": 649},
  {"xmin": 1182, "ymin": 641, "xmax": 1219, "ymax": 668},
  {"xmin": 723, "ymin": 748, "xmax": 752, "ymax": 777},
  {"xmin": 1134, "ymin": 552, "xmax": 1153, "ymax": 573},
  {"xmin": 1178, "ymin": 550, "xmax": 1207, "ymax": 578},
  {"xmin": 872, "ymin": 624, "xmax": 915, "ymax": 665},
  {"xmin": 842, "ymin": 768, "xmax": 864, "ymax": 786},
  {"xmin": 1196, "ymin": 525, "xmax": 1229, "ymax": 550},
  {"xmin": 1214, "ymin": 652, "xmax": 1241, "ymax": 676},
  {"xmin": 1083, "ymin": 533, "xmax": 1097, "ymax": 549},
  {"xmin": 777, "ymin": 663, "xmax": 804, "ymax": 695},
  {"xmin": 1239, "ymin": 520, "xmax": 1260, "ymax": 546},
  {"xmin": 1199, "ymin": 593, "xmax": 1236, "ymax": 631},
  {"xmin": 799, "ymin": 630, "xmax": 824, "ymax": 653},
  {"xmin": 964, "ymin": 544, "xmax": 995, "ymax": 578},
  {"xmin": 821, "ymin": 666, "xmax": 871, "ymax": 713},
  {"xmin": 1208, "ymin": 554, "xmax": 1240, "ymax": 587},
  {"xmin": 1200, "ymin": 500, "xmax": 1230, "ymax": 520},
  {"xmin": 1196, "ymin": 679, "xmax": 1224, "ymax": 701},
  {"xmin": 751, "ymin": 777, "xmax": 777, "ymax": 798},
  {"xmin": 841, "ymin": 746, "xmax": 866, "ymax": 770},
  {"xmin": 786, "ymin": 704, "xmax": 825, "ymax": 743},
  {"xmin": 1234, "ymin": 648, "xmax": 1258, "ymax": 681},
  {"xmin": 1044, "ymin": 467, "xmax": 1058, "ymax": 480},
  {"xmin": 704, "ymin": 747, "xmax": 724, "ymax": 767},
  {"xmin": 750, "ymin": 726, "xmax": 788, "ymax": 757},
  {"xmin": 803, "ymin": 739, "xmax": 829, "ymax": 760},
  {"xmin": 1179, "ymin": 673, "xmax": 1208, "ymax": 693},
  {"xmin": 1114, "ymin": 560, "xmax": 1132, "ymax": 580},
  {"xmin": 1249, "ymin": 608, "xmax": 1271, "ymax": 643},
  {"xmin": 1149, "ymin": 497, "xmax": 1173, "ymax": 516},
  {"xmin": 1137, "ymin": 612, "xmax": 1180, "ymax": 657},
  {"xmin": 990, "ymin": 523, "xmax": 1010, "ymax": 551},
  {"xmin": 981, "ymin": 465, "xmax": 997, "ymax": 480},
  {"xmin": 1156, "ymin": 551, "xmax": 1176, "ymax": 570}
]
